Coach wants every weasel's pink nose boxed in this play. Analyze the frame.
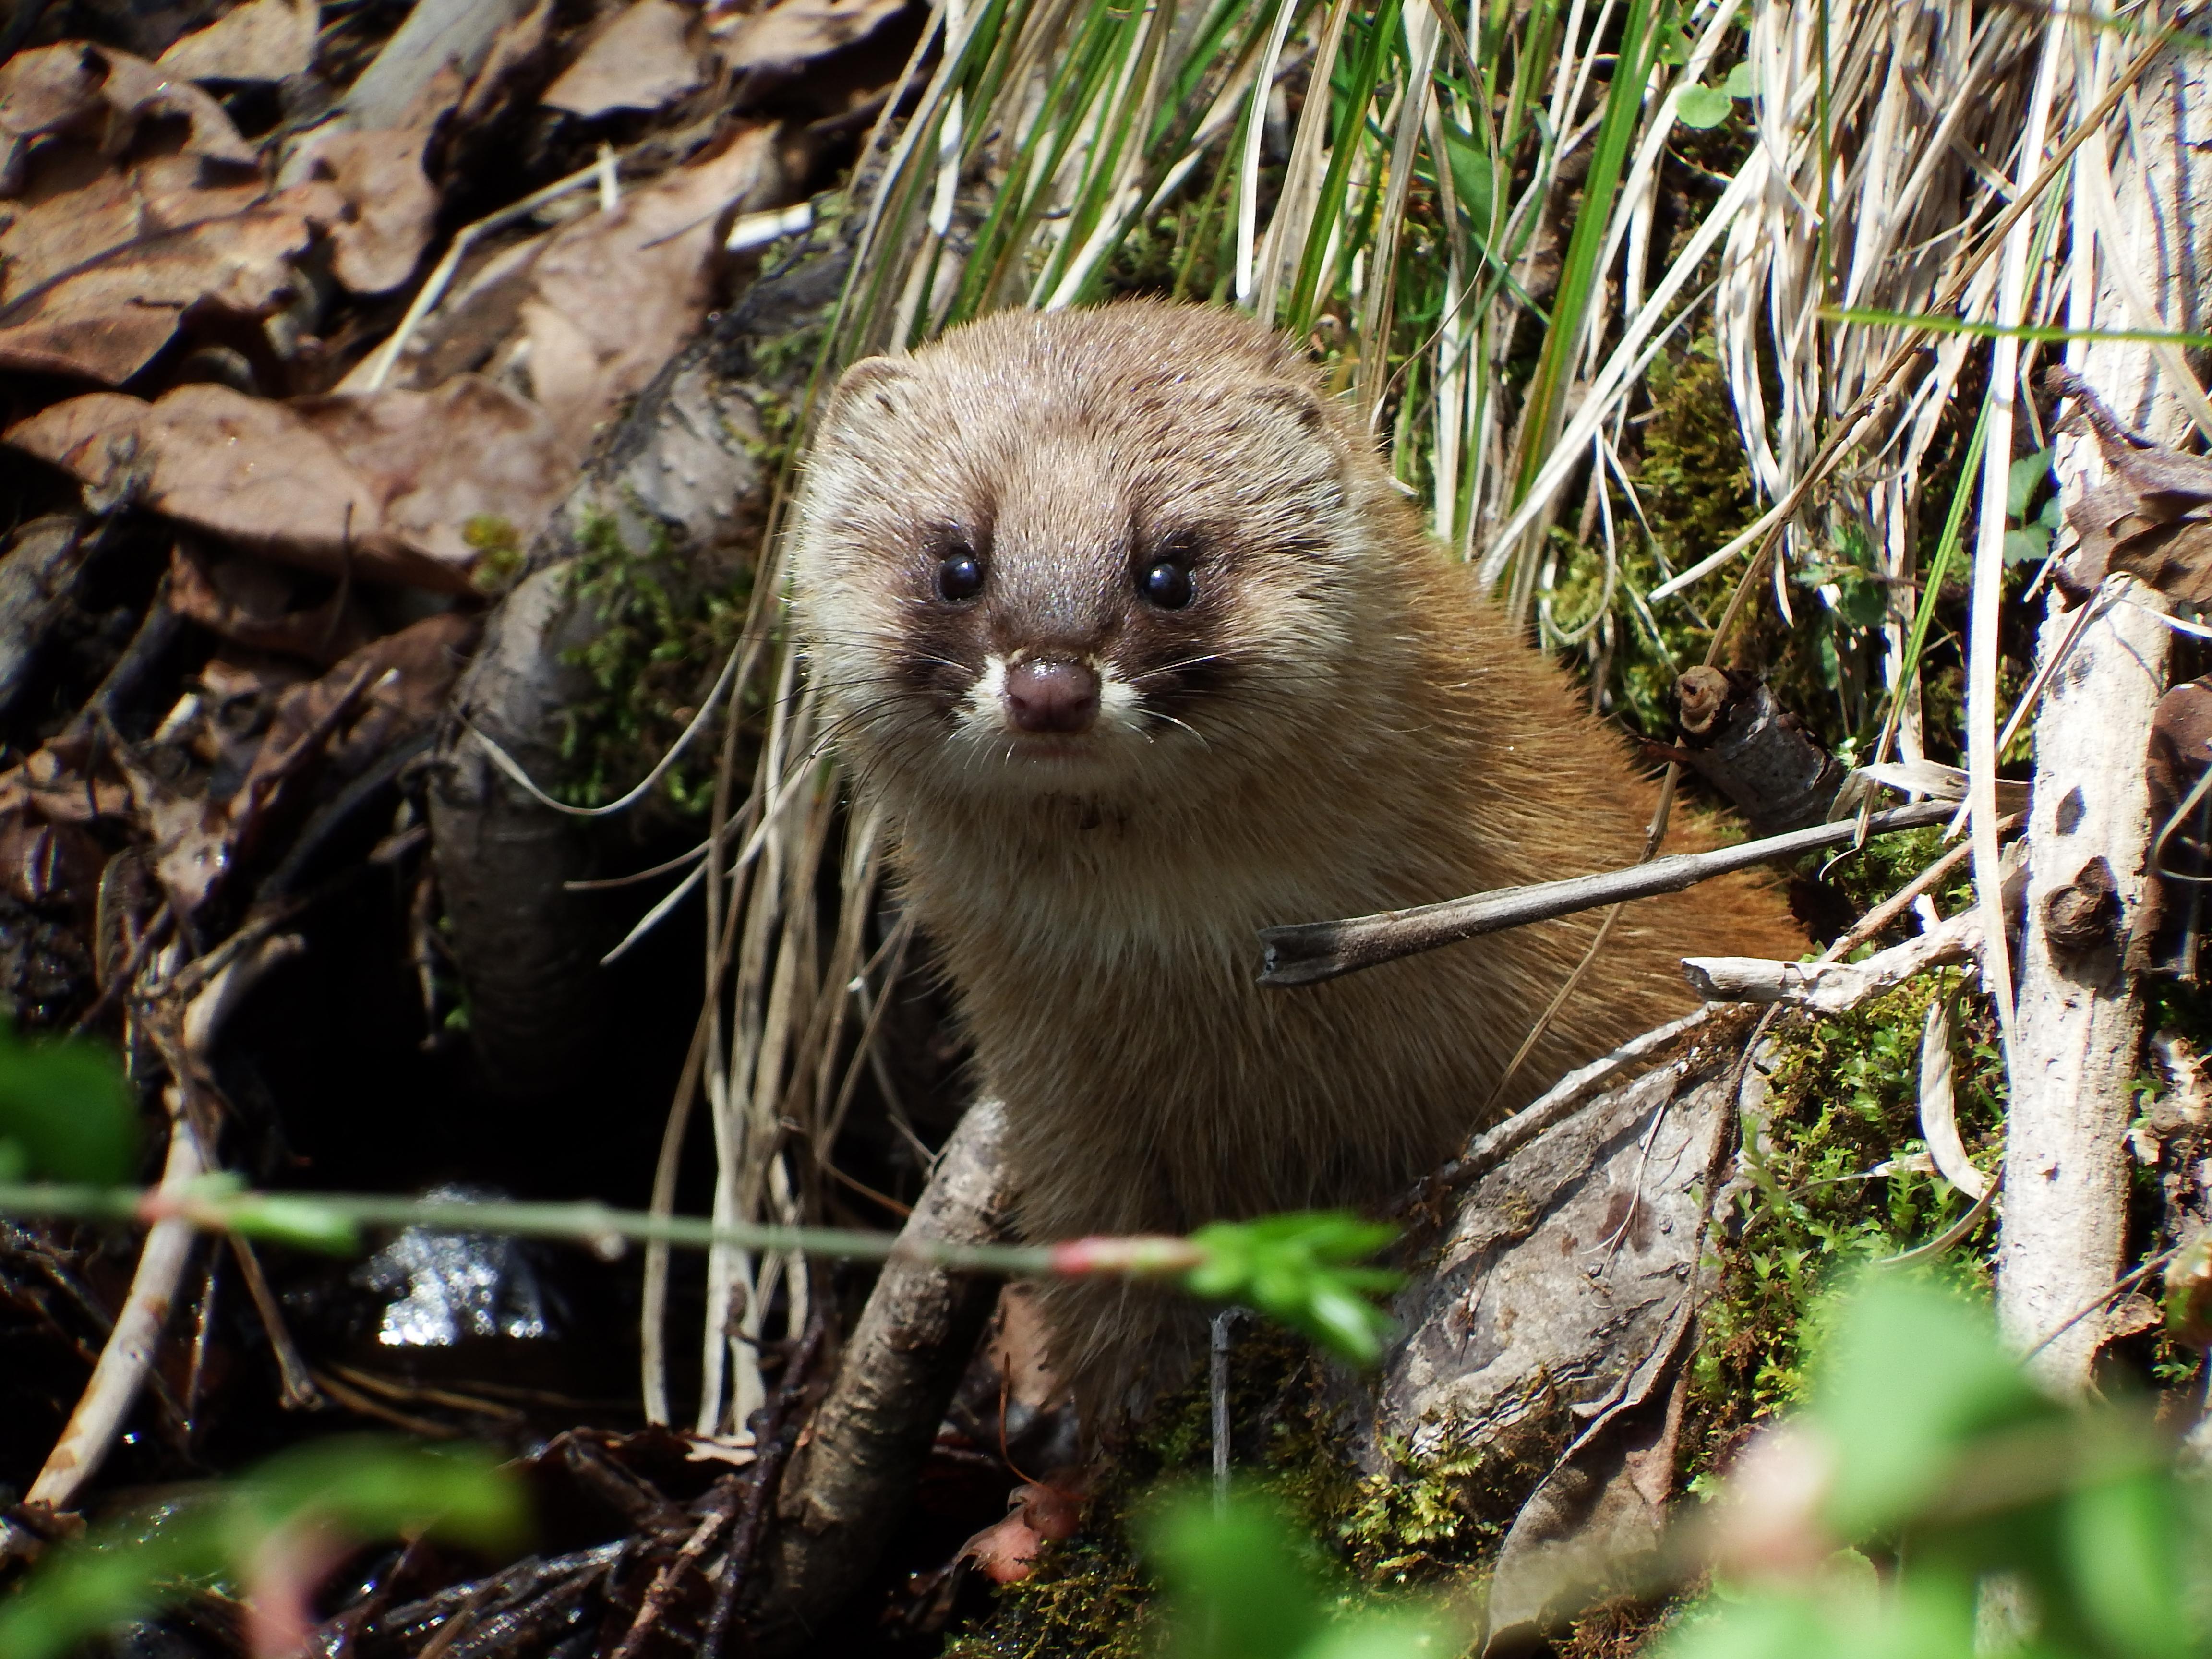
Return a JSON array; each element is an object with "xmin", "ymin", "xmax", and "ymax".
[{"xmin": 1004, "ymin": 659, "xmax": 1100, "ymax": 734}]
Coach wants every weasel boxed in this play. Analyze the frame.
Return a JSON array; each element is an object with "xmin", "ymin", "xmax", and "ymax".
[{"xmin": 791, "ymin": 301, "xmax": 1800, "ymax": 1425}]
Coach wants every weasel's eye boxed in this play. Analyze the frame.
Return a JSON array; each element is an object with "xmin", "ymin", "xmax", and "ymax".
[
  {"xmin": 1140, "ymin": 558, "xmax": 1194, "ymax": 610},
  {"xmin": 936, "ymin": 546, "xmax": 984, "ymax": 602}
]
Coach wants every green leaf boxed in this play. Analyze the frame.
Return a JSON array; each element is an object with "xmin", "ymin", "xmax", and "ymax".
[
  {"xmin": 2001, "ymin": 526, "xmax": 2052, "ymax": 565},
  {"xmin": 0, "ymin": 1022, "xmax": 136, "ymax": 1184},
  {"xmin": 1438, "ymin": 118, "xmax": 1496, "ymax": 235},
  {"xmin": 1182, "ymin": 1212, "xmax": 1400, "ymax": 1364},
  {"xmin": 2007, "ymin": 448, "xmax": 2055, "ymax": 521},
  {"xmin": 1811, "ymin": 1277, "xmax": 2049, "ymax": 1538},
  {"xmin": 0, "ymin": 1439, "xmax": 524, "ymax": 1659},
  {"xmin": 1149, "ymin": 1490, "xmax": 1326, "ymax": 1659},
  {"xmin": 1654, "ymin": 23, "xmax": 1691, "ymax": 66},
  {"xmin": 1724, "ymin": 60, "xmax": 1757, "ymax": 98},
  {"xmin": 2060, "ymin": 1465, "xmax": 2193, "ymax": 1659},
  {"xmin": 1676, "ymin": 85, "xmax": 1735, "ymax": 129}
]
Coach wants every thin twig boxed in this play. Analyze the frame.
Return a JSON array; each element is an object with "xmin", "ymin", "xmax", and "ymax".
[{"xmin": 1257, "ymin": 799, "xmax": 1959, "ymax": 987}]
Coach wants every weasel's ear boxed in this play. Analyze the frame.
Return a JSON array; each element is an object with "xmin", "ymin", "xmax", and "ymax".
[
  {"xmin": 1246, "ymin": 379, "xmax": 1335, "ymax": 440},
  {"xmin": 832, "ymin": 354, "xmax": 915, "ymax": 418}
]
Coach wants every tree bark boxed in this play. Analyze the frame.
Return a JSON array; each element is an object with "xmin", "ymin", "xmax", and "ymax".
[
  {"xmin": 744, "ymin": 1100, "xmax": 1015, "ymax": 1656},
  {"xmin": 1998, "ymin": 29, "xmax": 2212, "ymax": 1387}
]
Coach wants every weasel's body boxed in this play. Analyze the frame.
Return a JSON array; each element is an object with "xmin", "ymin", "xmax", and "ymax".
[{"xmin": 792, "ymin": 302, "xmax": 1798, "ymax": 1422}]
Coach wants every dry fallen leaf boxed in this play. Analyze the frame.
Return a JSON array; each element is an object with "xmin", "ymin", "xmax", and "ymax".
[
  {"xmin": 715, "ymin": 0, "xmax": 909, "ymax": 72},
  {"xmin": 135, "ymin": 610, "xmax": 479, "ymax": 915},
  {"xmin": 276, "ymin": 65, "xmax": 461, "ymax": 294},
  {"xmin": 508, "ymin": 123, "xmax": 786, "ymax": 454},
  {"xmin": 542, "ymin": 0, "xmax": 707, "ymax": 118},
  {"xmin": 2050, "ymin": 364, "xmax": 2212, "ymax": 604},
  {"xmin": 0, "ymin": 43, "xmax": 255, "ymax": 190},
  {"xmin": 0, "ymin": 207, "xmax": 313, "ymax": 383},
  {"xmin": 157, "ymin": 0, "xmax": 320, "ymax": 84},
  {"xmin": 1, "ymin": 150, "xmax": 267, "ymax": 303},
  {"xmin": 167, "ymin": 541, "xmax": 374, "ymax": 663},
  {"xmin": 457, "ymin": 0, "xmax": 554, "ymax": 127},
  {"xmin": 7, "ymin": 376, "xmax": 569, "ymax": 589}
]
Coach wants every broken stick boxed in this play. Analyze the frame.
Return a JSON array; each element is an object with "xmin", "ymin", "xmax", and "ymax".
[{"xmin": 1255, "ymin": 799, "xmax": 1958, "ymax": 988}]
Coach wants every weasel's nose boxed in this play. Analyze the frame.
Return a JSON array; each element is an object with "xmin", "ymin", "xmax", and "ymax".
[{"xmin": 1003, "ymin": 658, "xmax": 1100, "ymax": 734}]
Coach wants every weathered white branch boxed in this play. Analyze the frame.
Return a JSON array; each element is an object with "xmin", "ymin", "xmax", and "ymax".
[
  {"xmin": 24, "ymin": 1098, "xmax": 204, "ymax": 1512},
  {"xmin": 1682, "ymin": 911, "xmax": 1981, "ymax": 1015},
  {"xmin": 1999, "ymin": 28, "xmax": 2210, "ymax": 1391}
]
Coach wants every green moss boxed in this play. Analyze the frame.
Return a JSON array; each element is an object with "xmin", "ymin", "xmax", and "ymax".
[
  {"xmin": 1639, "ymin": 339, "xmax": 1757, "ymax": 567},
  {"xmin": 553, "ymin": 505, "xmax": 755, "ymax": 812},
  {"xmin": 947, "ymin": 1328, "xmax": 1541, "ymax": 1655},
  {"xmin": 1691, "ymin": 978, "xmax": 2004, "ymax": 1448},
  {"xmin": 463, "ymin": 514, "xmax": 527, "ymax": 597}
]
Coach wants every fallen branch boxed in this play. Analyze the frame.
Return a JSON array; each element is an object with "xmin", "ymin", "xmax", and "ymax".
[
  {"xmin": 744, "ymin": 1102, "xmax": 1015, "ymax": 1656},
  {"xmin": 1682, "ymin": 911, "xmax": 1983, "ymax": 1015},
  {"xmin": 22, "ymin": 1097, "xmax": 204, "ymax": 1516},
  {"xmin": 1257, "ymin": 799, "xmax": 1957, "ymax": 988}
]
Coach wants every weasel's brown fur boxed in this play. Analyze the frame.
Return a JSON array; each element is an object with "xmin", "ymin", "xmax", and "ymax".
[{"xmin": 791, "ymin": 301, "xmax": 1800, "ymax": 1425}]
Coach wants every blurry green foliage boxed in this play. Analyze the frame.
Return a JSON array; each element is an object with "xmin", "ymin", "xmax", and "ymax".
[
  {"xmin": 0, "ymin": 1440, "xmax": 524, "ymax": 1659},
  {"xmin": 0, "ymin": 1020, "xmax": 135, "ymax": 1185},
  {"xmin": 1184, "ymin": 1213, "xmax": 1402, "ymax": 1365},
  {"xmin": 1668, "ymin": 1277, "xmax": 2209, "ymax": 1659}
]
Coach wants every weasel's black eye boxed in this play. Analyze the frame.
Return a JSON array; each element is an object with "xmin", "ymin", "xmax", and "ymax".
[
  {"xmin": 936, "ymin": 545, "xmax": 984, "ymax": 602},
  {"xmin": 1140, "ymin": 558, "xmax": 1194, "ymax": 610}
]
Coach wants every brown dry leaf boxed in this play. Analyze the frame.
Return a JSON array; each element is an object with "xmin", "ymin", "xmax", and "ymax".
[
  {"xmin": 167, "ymin": 542, "xmax": 373, "ymax": 663},
  {"xmin": 0, "ymin": 740, "xmax": 134, "ymax": 825},
  {"xmin": 715, "ymin": 0, "xmax": 908, "ymax": 72},
  {"xmin": 248, "ymin": 610, "xmax": 477, "ymax": 792},
  {"xmin": 276, "ymin": 65, "xmax": 461, "ymax": 295},
  {"xmin": 457, "ymin": 0, "xmax": 554, "ymax": 126},
  {"xmin": 2050, "ymin": 365, "xmax": 2212, "ymax": 601},
  {"xmin": 288, "ymin": 375, "xmax": 570, "ymax": 566},
  {"xmin": 157, "ymin": 0, "xmax": 319, "ymax": 84},
  {"xmin": 2, "ymin": 150, "xmax": 266, "ymax": 303},
  {"xmin": 542, "ymin": 0, "xmax": 707, "ymax": 118},
  {"xmin": 136, "ymin": 611, "xmax": 478, "ymax": 915},
  {"xmin": 0, "ymin": 206, "xmax": 311, "ymax": 383},
  {"xmin": 511, "ymin": 123, "xmax": 786, "ymax": 454},
  {"xmin": 0, "ymin": 43, "xmax": 254, "ymax": 189},
  {"xmin": 8, "ymin": 377, "xmax": 567, "ymax": 588}
]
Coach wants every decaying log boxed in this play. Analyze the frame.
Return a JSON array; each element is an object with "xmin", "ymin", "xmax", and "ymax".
[
  {"xmin": 1671, "ymin": 666, "xmax": 1847, "ymax": 833},
  {"xmin": 0, "ymin": 516, "xmax": 88, "ymax": 724},
  {"xmin": 1373, "ymin": 1056, "xmax": 1732, "ymax": 1461},
  {"xmin": 745, "ymin": 1100, "xmax": 1015, "ymax": 1656},
  {"xmin": 428, "ymin": 255, "xmax": 824, "ymax": 1096},
  {"xmin": 429, "ymin": 565, "xmax": 614, "ymax": 1096},
  {"xmin": 2001, "ymin": 41, "xmax": 2212, "ymax": 1389}
]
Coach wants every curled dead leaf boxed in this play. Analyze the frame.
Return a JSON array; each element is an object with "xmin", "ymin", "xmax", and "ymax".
[
  {"xmin": 2049, "ymin": 365, "xmax": 2212, "ymax": 603},
  {"xmin": 541, "ymin": 0, "xmax": 706, "ymax": 118},
  {"xmin": 276, "ymin": 66, "xmax": 461, "ymax": 295},
  {"xmin": 157, "ymin": 0, "xmax": 319, "ymax": 84},
  {"xmin": 0, "ymin": 43, "xmax": 255, "ymax": 189},
  {"xmin": 500, "ymin": 124, "xmax": 786, "ymax": 454},
  {"xmin": 0, "ymin": 207, "xmax": 313, "ymax": 384},
  {"xmin": 167, "ymin": 542, "xmax": 373, "ymax": 664},
  {"xmin": 7, "ymin": 377, "xmax": 568, "ymax": 590},
  {"xmin": 2164, "ymin": 1229, "xmax": 2212, "ymax": 1348},
  {"xmin": 715, "ymin": 0, "xmax": 911, "ymax": 72}
]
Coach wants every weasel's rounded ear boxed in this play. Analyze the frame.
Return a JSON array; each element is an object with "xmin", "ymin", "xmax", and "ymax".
[
  {"xmin": 832, "ymin": 354, "xmax": 915, "ymax": 419},
  {"xmin": 1246, "ymin": 379, "xmax": 1335, "ymax": 440}
]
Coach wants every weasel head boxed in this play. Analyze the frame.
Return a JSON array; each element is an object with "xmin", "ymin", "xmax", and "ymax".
[{"xmin": 790, "ymin": 303, "xmax": 1391, "ymax": 815}]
